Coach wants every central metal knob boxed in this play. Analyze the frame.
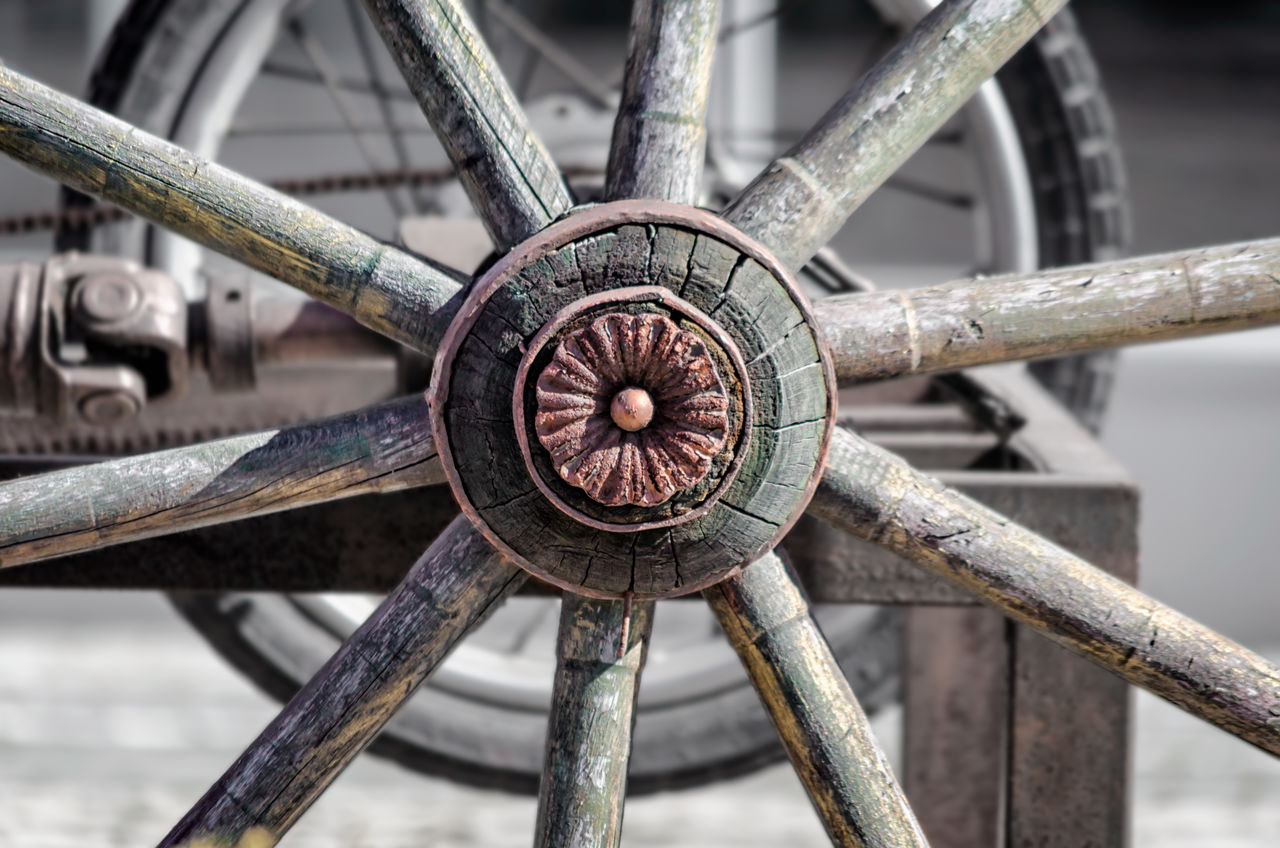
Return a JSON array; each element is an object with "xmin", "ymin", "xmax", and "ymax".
[
  {"xmin": 532, "ymin": 311, "xmax": 730, "ymax": 509},
  {"xmin": 610, "ymin": 387, "xmax": 654, "ymax": 432}
]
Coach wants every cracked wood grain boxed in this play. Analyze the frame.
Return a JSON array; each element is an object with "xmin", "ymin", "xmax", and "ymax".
[
  {"xmin": 815, "ymin": 238, "xmax": 1280, "ymax": 385},
  {"xmin": 810, "ymin": 426, "xmax": 1280, "ymax": 757},
  {"xmin": 706, "ymin": 552, "xmax": 929, "ymax": 848},
  {"xmin": 534, "ymin": 594, "xmax": 654, "ymax": 848},
  {"xmin": 0, "ymin": 65, "xmax": 464, "ymax": 354},
  {"xmin": 722, "ymin": 0, "xmax": 1067, "ymax": 270},
  {"xmin": 361, "ymin": 0, "xmax": 572, "ymax": 249},
  {"xmin": 160, "ymin": 517, "xmax": 525, "ymax": 847},
  {"xmin": 437, "ymin": 207, "xmax": 831, "ymax": 597},
  {"xmin": 0, "ymin": 396, "xmax": 443, "ymax": 568},
  {"xmin": 606, "ymin": 0, "xmax": 721, "ymax": 204}
]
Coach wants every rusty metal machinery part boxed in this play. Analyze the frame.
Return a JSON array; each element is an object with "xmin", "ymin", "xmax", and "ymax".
[
  {"xmin": 0, "ymin": 253, "xmax": 186, "ymax": 425},
  {"xmin": 431, "ymin": 200, "xmax": 835, "ymax": 599},
  {"xmin": 530, "ymin": 309, "xmax": 735, "ymax": 510},
  {"xmin": 517, "ymin": 288, "xmax": 750, "ymax": 527}
]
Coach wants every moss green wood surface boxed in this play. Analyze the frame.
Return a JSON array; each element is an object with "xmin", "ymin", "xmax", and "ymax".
[
  {"xmin": 606, "ymin": 0, "xmax": 720, "ymax": 204},
  {"xmin": 361, "ymin": 0, "xmax": 572, "ymax": 248},
  {"xmin": 811, "ymin": 427, "xmax": 1280, "ymax": 757},
  {"xmin": 815, "ymin": 238, "xmax": 1280, "ymax": 385},
  {"xmin": 722, "ymin": 0, "xmax": 1067, "ymax": 270},
  {"xmin": 534, "ymin": 595, "xmax": 654, "ymax": 848},
  {"xmin": 0, "ymin": 65, "xmax": 463, "ymax": 353},
  {"xmin": 0, "ymin": 396, "xmax": 442, "ymax": 568},
  {"xmin": 706, "ymin": 553, "xmax": 928, "ymax": 848},
  {"xmin": 160, "ymin": 518, "xmax": 524, "ymax": 847}
]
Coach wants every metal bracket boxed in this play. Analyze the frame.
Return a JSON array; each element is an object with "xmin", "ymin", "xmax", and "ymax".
[{"xmin": 0, "ymin": 253, "xmax": 187, "ymax": 425}]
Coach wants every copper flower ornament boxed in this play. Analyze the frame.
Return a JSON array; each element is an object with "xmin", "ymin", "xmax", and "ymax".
[{"xmin": 534, "ymin": 312, "xmax": 731, "ymax": 507}]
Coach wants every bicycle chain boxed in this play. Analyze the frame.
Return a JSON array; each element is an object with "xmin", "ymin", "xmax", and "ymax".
[{"xmin": 1, "ymin": 164, "xmax": 603, "ymax": 235}]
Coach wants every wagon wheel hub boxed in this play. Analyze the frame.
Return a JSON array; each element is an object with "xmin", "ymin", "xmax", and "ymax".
[{"xmin": 430, "ymin": 200, "xmax": 836, "ymax": 599}]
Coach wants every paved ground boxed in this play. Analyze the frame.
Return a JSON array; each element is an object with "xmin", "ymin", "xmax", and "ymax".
[{"xmin": 2, "ymin": 593, "xmax": 1279, "ymax": 847}]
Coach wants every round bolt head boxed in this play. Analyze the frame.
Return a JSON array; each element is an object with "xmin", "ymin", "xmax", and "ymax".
[
  {"xmin": 79, "ymin": 390, "xmax": 141, "ymax": 426},
  {"xmin": 75, "ymin": 274, "xmax": 141, "ymax": 324},
  {"xmin": 610, "ymin": 387, "xmax": 654, "ymax": 432}
]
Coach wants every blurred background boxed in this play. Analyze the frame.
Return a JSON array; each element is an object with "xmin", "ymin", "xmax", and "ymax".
[{"xmin": 0, "ymin": 1, "xmax": 1277, "ymax": 845}]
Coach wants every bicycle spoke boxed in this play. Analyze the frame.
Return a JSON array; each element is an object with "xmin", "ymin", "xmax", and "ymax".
[
  {"xmin": 160, "ymin": 517, "xmax": 525, "ymax": 847},
  {"xmin": 534, "ymin": 594, "xmax": 654, "ymax": 848},
  {"xmin": 0, "ymin": 396, "xmax": 441, "ymax": 568},
  {"xmin": 484, "ymin": 0, "xmax": 614, "ymax": 110},
  {"xmin": 287, "ymin": 16, "xmax": 408, "ymax": 217},
  {"xmin": 361, "ymin": 0, "xmax": 572, "ymax": 249},
  {"xmin": 883, "ymin": 175, "xmax": 973, "ymax": 210},
  {"xmin": 0, "ymin": 66, "xmax": 464, "ymax": 353},
  {"xmin": 810, "ymin": 427, "xmax": 1280, "ymax": 757},
  {"xmin": 344, "ymin": 0, "xmax": 422, "ymax": 205},
  {"xmin": 606, "ymin": 0, "xmax": 721, "ymax": 204},
  {"xmin": 722, "ymin": 0, "xmax": 1065, "ymax": 270},
  {"xmin": 260, "ymin": 61, "xmax": 418, "ymax": 101},
  {"xmin": 705, "ymin": 552, "xmax": 928, "ymax": 848},
  {"xmin": 816, "ymin": 238, "xmax": 1280, "ymax": 385}
]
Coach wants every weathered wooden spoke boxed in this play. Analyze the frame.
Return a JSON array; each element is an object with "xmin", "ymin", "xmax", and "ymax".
[
  {"xmin": 161, "ymin": 517, "xmax": 525, "ymax": 847},
  {"xmin": 0, "ymin": 66, "xmax": 464, "ymax": 353},
  {"xmin": 722, "ymin": 0, "xmax": 1066, "ymax": 270},
  {"xmin": 816, "ymin": 238, "xmax": 1280, "ymax": 385},
  {"xmin": 810, "ymin": 427, "xmax": 1280, "ymax": 757},
  {"xmin": 361, "ymin": 0, "xmax": 573, "ymax": 249},
  {"xmin": 706, "ymin": 553, "xmax": 928, "ymax": 848},
  {"xmin": 534, "ymin": 594, "xmax": 654, "ymax": 848},
  {"xmin": 0, "ymin": 396, "xmax": 442, "ymax": 569},
  {"xmin": 606, "ymin": 0, "xmax": 721, "ymax": 204}
]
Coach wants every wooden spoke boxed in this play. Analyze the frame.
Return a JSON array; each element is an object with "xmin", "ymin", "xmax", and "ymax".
[
  {"xmin": 0, "ymin": 66, "xmax": 465, "ymax": 354},
  {"xmin": 722, "ymin": 0, "xmax": 1066, "ymax": 270},
  {"xmin": 361, "ymin": 0, "xmax": 573, "ymax": 249},
  {"xmin": 606, "ymin": 0, "xmax": 721, "ymax": 204},
  {"xmin": 534, "ymin": 594, "xmax": 655, "ymax": 848},
  {"xmin": 705, "ymin": 553, "xmax": 928, "ymax": 848},
  {"xmin": 0, "ymin": 396, "xmax": 442, "ymax": 569},
  {"xmin": 160, "ymin": 517, "xmax": 525, "ymax": 847},
  {"xmin": 816, "ymin": 238, "xmax": 1280, "ymax": 385},
  {"xmin": 811, "ymin": 426, "xmax": 1280, "ymax": 757}
]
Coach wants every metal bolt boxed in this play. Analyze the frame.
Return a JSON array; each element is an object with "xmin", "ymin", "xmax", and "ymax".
[
  {"xmin": 611, "ymin": 386, "xmax": 655, "ymax": 432},
  {"xmin": 73, "ymin": 273, "xmax": 142, "ymax": 324},
  {"xmin": 78, "ymin": 390, "xmax": 141, "ymax": 426}
]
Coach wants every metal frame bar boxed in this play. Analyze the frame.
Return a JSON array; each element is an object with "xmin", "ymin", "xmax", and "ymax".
[{"xmin": 810, "ymin": 425, "xmax": 1280, "ymax": 757}]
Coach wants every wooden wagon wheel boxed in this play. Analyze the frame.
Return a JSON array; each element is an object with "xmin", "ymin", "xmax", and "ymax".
[{"xmin": 0, "ymin": 0, "xmax": 1278, "ymax": 845}]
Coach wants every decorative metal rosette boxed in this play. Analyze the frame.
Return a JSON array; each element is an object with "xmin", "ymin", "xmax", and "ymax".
[
  {"xmin": 534, "ymin": 312, "xmax": 730, "ymax": 508},
  {"xmin": 430, "ymin": 201, "xmax": 835, "ymax": 599},
  {"xmin": 515, "ymin": 288, "xmax": 751, "ymax": 531}
]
